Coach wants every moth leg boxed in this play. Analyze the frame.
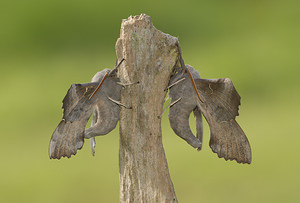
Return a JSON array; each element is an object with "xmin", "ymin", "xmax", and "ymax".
[
  {"xmin": 170, "ymin": 97, "xmax": 182, "ymax": 108},
  {"xmin": 158, "ymin": 97, "xmax": 182, "ymax": 119},
  {"xmin": 116, "ymin": 81, "xmax": 139, "ymax": 87},
  {"xmin": 107, "ymin": 96, "xmax": 132, "ymax": 109},
  {"xmin": 157, "ymin": 96, "xmax": 170, "ymax": 118},
  {"xmin": 164, "ymin": 77, "xmax": 186, "ymax": 91}
]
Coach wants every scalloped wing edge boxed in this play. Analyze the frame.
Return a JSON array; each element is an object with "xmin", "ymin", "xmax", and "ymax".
[
  {"xmin": 209, "ymin": 119, "xmax": 252, "ymax": 164},
  {"xmin": 49, "ymin": 120, "xmax": 85, "ymax": 159}
]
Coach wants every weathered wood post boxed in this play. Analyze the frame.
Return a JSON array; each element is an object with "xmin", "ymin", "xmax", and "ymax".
[
  {"xmin": 115, "ymin": 14, "xmax": 179, "ymax": 202},
  {"xmin": 49, "ymin": 12, "xmax": 251, "ymax": 203}
]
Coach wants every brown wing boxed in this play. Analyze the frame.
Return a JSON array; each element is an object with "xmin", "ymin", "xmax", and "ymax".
[
  {"xmin": 195, "ymin": 78, "xmax": 240, "ymax": 122},
  {"xmin": 49, "ymin": 82, "xmax": 98, "ymax": 159},
  {"xmin": 195, "ymin": 78, "xmax": 251, "ymax": 164}
]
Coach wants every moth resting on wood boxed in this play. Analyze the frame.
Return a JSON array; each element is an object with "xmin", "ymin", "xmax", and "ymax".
[
  {"xmin": 49, "ymin": 57, "xmax": 251, "ymax": 164},
  {"xmin": 49, "ymin": 61, "xmax": 125, "ymax": 159},
  {"xmin": 168, "ymin": 65, "xmax": 251, "ymax": 164}
]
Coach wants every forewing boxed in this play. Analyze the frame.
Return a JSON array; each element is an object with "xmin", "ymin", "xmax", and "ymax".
[
  {"xmin": 195, "ymin": 78, "xmax": 251, "ymax": 164},
  {"xmin": 49, "ymin": 82, "xmax": 98, "ymax": 159},
  {"xmin": 62, "ymin": 83, "xmax": 98, "ymax": 122},
  {"xmin": 195, "ymin": 78, "xmax": 240, "ymax": 122}
]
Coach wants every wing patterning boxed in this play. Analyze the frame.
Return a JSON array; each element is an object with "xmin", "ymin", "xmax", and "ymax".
[
  {"xmin": 194, "ymin": 78, "xmax": 251, "ymax": 164},
  {"xmin": 49, "ymin": 82, "xmax": 98, "ymax": 159}
]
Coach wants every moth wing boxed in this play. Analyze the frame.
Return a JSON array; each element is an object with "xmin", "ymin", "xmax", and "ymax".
[
  {"xmin": 195, "ymin": 78, "xmax": 251, "ymax": 164},
  {"xmin": 49, "ymin": 82, "xmax": 98, "ymax": 159},
  {"xmin": 195, "ymin": 78, "xmax": 240, "ymax": 122},
  {"xmin": 209, "ymin": 119, "xmax": 251, "ymax": 164}
]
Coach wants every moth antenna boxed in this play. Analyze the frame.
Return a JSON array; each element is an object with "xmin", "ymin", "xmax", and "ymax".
[
  {"xmin": 107, "ymin": 96, "xmax": 131, "ymax": 109},
  {"xmin": 176, "ymin": 42, "xmax": 204, "ymax": 103},
  {"xmin": 109, "ymin": 58, "xmax": 125, "ymax": 76},
  {"xmin": 89, "ymin": 72, "xmax": 108, "ymax": 100},
  {"xmin": 89, "ymin": 58, "xmax": 126, "ymax": 100},
  {"xmin": 186, "ymin": 68, "xmax": 204, "ymax": 103}
]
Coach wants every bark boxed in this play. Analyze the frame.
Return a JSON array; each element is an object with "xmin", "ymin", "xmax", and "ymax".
[{"xmin": 115, "ymin": 14, "xmax": 179, "ymax": 202}]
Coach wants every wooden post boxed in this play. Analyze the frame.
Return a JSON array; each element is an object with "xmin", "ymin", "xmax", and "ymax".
[{"xmin": 115, "ymin": 14, "xmax": 179, "ymax": 202}]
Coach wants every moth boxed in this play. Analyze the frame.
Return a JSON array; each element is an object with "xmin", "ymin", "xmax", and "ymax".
[
  {"xmin": 49, "ymin": 60, "xmax": 126, "ymax": 159},
  {"xmin": 167, "ymin": 63, "xmax": 251, "ymax": 164},
  {"xmin": 49, "ymin": 53, "xmax": 251, "ymax": 164}
]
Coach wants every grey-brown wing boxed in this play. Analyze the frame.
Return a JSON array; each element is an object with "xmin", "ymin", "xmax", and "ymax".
[
  {"xmin": 195, "ymin": 78, "xmax": 251, "ymax": 164},
  {"xmin": 49, "ymin": 82, "xmax": 98, "ymax": 159},
  {"xmin": 195, "ymin": 78, "xmax": 240, "ymax": 122},
  {"xmin": 209, "ymin": 119, "xmax": 251, "ymax": 164}
]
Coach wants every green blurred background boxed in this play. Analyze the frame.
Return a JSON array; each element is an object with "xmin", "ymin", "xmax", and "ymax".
[{"xmin": 1, "ymin": 0, "xmax": 299, "ymax": 202}]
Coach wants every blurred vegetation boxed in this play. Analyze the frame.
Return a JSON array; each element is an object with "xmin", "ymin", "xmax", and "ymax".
[{"xmin": 1, "ymin": 0, "xmax": 299, "ymax": 202}]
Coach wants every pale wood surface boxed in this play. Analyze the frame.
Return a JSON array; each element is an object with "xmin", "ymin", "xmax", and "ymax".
[{"xmin": 116, "ymin": 14, "xmax": 179, "ymax": 203}]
